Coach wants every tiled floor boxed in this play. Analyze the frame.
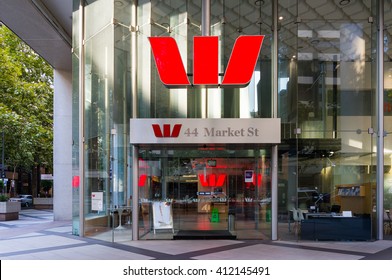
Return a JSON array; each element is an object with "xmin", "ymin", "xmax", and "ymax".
[{"xmin": 0, "ymin": 209, "xmax": 392, "ymax": 260}]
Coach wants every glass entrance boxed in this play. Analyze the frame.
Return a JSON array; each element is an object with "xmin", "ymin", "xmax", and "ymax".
[{"xmin": 137, "ymin": 147, "xmax": 272, "ymax": 240}]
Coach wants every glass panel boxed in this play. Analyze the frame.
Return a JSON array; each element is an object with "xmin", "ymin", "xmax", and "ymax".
[
  {"xmin": 85, "ymin": 0, "xmax": 113, "ymax": 41},
  {"xmin": 216, "ymin": 0, "xmax": 272, "ymax": 118},
  {"xmin": 83, "ymin": 24, "xmax": 114, "ymax": 236},
  {"xmin": 278, "ymin": 0, "xmax": 375, "ymax": 241},
  {"xmin": 137, "ymin": 0, "xmax": 272, "ymax": 119},
  {"xmin": 137, "ymin": 0, "xmax": 202, "ymax": 118},
  {"xmin": 137, "ymin": 148, "xmax": 271, "ymax": 240},
  {"xmin": 72, "ymin": 0, "xmax": 81, "ymax": 236},
  {"xmin": 79, "ymin": 0, "xmax": 133, "ymax": 242},
  {"xmin": 113, "ymin": 1, "xmax": 133, "ymax": 209}
]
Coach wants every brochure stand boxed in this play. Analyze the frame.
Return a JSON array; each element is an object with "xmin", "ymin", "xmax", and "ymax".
[{"xmin": 152, "ymin": 201, "xmax": 174, "ymax": 234}]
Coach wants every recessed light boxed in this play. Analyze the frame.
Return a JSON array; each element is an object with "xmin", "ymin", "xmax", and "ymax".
[
  {"xmin": 311, "ymin": 39, "xmax": 320, "ymax": 45},
  {"xmin": 114, "ymin": 1, "xmax": 124, "ymax": 7},
  {"xmin": 339, "ymin": 0, "xmax": 351, "ymax": 6}
]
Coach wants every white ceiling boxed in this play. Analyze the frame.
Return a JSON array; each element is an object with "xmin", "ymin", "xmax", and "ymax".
[{"xmin": 0, "ymin": 0, "xmax": 72, "ymax": 71}]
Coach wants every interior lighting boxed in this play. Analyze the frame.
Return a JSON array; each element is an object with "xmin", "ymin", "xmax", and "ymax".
[
  {"xmin": 114, "ymin": 1, "xmax": 124, "ymax": 7},
  {"xmin": 339, "ymin": 0, "xmax": 351, "ymax": 6},
  {"xmin": 254, "ymin": 0, "xmax": 265, "ymax": 5}
]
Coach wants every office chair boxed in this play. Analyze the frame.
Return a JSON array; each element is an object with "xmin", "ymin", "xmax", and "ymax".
[
  {"xmin": 384, "ymin": 210, "xmax": 391, "ymax": 235},
  {"xmin": 292, "ymin": 208, "xmax": 304, "ymax": 236}
]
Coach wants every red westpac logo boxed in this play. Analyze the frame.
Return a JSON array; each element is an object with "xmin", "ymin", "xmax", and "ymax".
[
  {"xmin": 138, "ymin": 174, "xmax": 147, "ymax": 187},
  {"xmin": 198, "ymin": 174, "xmax": 226, "ymax": 187},
  {"xmin": 149, "ymin": 35, "xmax": 264, "ymax": 88},
  {"xmin": 152, "ymin": 124, "xmax": 182, "ymax": 138}
]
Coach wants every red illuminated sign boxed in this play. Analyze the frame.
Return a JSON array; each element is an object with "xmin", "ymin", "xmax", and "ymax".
[
  {"xmin": 72, "ymin": 176, "xmax": 80, "ymax": 188},
  {"xmin": 149, "ymin": 35, "xmax": 264, "ymax": 88},
  {"xmin": 198, "ymin": 174, "xmax": 226, "ymax": 187},
  {"xmin": 138, "ymin": 174, "xmax": 147, "ymax": 187}
]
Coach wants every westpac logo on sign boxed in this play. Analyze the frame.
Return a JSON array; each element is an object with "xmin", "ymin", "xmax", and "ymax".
[
  {"xmin": 198, "ymin": 174, "xmax": 226, "ymax": 187},
  {"xmin": 152, "ymin": 124, "xmax": 182, "ymax": 138},
  {"xmin": 149, "ymin": 35, "xmax": 264, "ymax": 88}
]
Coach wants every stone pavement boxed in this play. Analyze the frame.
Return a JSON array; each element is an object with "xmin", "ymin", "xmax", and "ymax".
[{"xmin": 1, "ymin": 208, "xmax": 392, "ymax": 260}]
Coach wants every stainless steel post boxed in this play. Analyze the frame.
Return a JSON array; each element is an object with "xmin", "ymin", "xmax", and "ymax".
[
  {"xmin": 271, "ymin": 0, "xmax": 279, "ymax": 241},
  {"xmin": 78, "ymin": 0, "xmax": 85, "ymax": 237},
  {"xmin": 131, "ymin": 0, "xmax": 139, "ymax": 241},
  {"xmin": 377, "ymin": 0, "xmax": 385, "ymax": 240}
]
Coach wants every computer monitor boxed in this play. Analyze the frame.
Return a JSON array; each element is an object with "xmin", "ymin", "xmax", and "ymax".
[{"xmin": 330, "ymin": 204, "xmax": 341, "ymax": 213}]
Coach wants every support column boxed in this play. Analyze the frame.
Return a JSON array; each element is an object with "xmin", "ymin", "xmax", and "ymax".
[
  {"xmin": 53, "ymin": 69, "xmax": 72, "ymax": 221},
  {"xmin": 132, "ymin": 146, "xmax": 139, "ymax": 240},
  {"xmin": 131, "ymin": 0, "xmax": 139, "ymax": 241},
  {"xmin": 201, "ymin": 0, "xmax": 210, "ymax": 118},
  {"xmin": 271, "ymin": 0, "xmax": 279, "ymax": 241},
  {"xmin": 78, "ymin": 0, "xmax": 85, "ymax": 237}
]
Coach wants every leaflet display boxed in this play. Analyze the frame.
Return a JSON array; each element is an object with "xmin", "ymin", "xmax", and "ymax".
[{"xmin": 152, "ymin": 201, "xmax": 174, "ymax": 234}]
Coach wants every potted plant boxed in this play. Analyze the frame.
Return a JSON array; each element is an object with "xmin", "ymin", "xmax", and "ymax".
[
  {"xmin": 34, "ymin": 180, "xmax": 53, "ymax": 209},
  {"xmin": 0, "ymin": 193, "xmax": 21, "ymax": 221}
]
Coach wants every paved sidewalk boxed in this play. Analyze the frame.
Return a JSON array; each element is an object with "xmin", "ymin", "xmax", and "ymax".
[{"xmin": 1, "ymin": 209, "xmax": 392, "ymax": 260}]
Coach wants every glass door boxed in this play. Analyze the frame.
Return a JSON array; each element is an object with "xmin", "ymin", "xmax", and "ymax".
[{"xmin": 138, "ymin": 148, "xmax": 272, "ymax": 240}]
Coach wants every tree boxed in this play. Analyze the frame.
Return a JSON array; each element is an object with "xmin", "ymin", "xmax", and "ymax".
[{"xmin": 0, "ymin": 23, "xmax": 53, "ymax": 195}]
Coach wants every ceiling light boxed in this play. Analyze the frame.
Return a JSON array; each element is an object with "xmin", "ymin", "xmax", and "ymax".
[
  {"xmin": 114, "ymin": 1, "xmax": 124, "ymax": 7},
  {"xmin": 221, "ymin": 16, "xmax": 227, "ymax": 24},
  {"xmin": 339, "ymin": 0, "xmax": 351, "ymax": 6},
  {"xmin": 311, "ymin": 39, "xmax": 320, "ymax": 45}
]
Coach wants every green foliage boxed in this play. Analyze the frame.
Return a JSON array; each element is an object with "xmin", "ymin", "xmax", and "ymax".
[
  {"xmin": 0, "ymin": 25, "xmax": 53, "ymax": 174},
  {"xmin": 0, "ymin": 194, "xmax": 9, "ymax": 202}
]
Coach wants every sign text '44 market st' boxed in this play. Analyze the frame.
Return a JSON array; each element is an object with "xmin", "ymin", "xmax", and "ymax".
[{"xmin": 130, "ymin": 119, "xmax": 280, "ymax": 144}]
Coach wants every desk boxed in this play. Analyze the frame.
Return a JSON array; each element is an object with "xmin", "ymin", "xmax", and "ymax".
[{"xmin": 301, "ymin": 216, "xmax": 371, "ymax": 241}]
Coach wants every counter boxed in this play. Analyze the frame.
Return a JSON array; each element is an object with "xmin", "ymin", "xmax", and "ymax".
[{"xmin": 301, "ymin": 216, "xmax": 371, "ymax": 241}]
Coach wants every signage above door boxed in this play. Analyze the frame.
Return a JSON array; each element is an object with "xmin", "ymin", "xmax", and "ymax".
[{"xmin": 130, "ymin": 118, "xmax": 281, "ymax": 144}]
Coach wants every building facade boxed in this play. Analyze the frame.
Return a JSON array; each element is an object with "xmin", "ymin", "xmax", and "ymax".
[{"xmin": 71, "ymin": 0, "xmax": 392, "ymax": 242}]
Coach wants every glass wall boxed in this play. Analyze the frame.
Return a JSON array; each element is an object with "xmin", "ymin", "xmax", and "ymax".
[
  {"xmin": 72, "ymin": 0, "xmax": 81, "ymax": 236},
  {"xmin": 72, "ymin": 0, "xmax": 386, "ymax": 241},
  {"xmin": 137, "ymin": 0, "xmax": 272, "ymax": 119},
  {"xmin": 278, "ymin": 0, "xmax": 377, "ymax": 240}
]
